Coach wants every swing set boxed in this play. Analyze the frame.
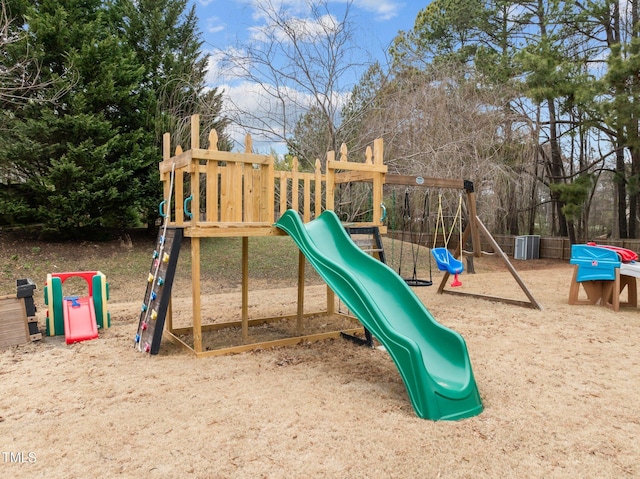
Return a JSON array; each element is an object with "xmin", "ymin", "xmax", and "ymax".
[
  {"xmin": 391, "ymin": 187, "xmax": 464, "ymax": 288},
  {"xmin": 385, "ymin": 174, "xmax": 542, "ymax": 310}
]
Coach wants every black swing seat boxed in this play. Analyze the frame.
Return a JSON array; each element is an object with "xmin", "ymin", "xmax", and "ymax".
[
  {"xmin": 404, "ymin": 278, "xmax": 433, "ymax": 287},
  {"xmin": 396, "ymin": 189, "xmax": 433, "ymax": 287}
]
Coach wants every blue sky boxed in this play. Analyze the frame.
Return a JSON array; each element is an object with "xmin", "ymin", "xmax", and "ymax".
[
  {"xmin": 191, "ymin": 0, "xmax": 429, "ymax": 151},
  {"xmin": 196, "ymin": 0, "xmax": 425, "ymax": 58}
]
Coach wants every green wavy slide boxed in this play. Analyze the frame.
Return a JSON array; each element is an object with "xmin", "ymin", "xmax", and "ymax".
[{"xmin": 275, "ymin": 210, "xmax": 483, "ymax": 421}]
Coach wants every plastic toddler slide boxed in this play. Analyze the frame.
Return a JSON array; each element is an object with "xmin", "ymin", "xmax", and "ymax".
[{"xmin": 63, "ymin": 296, "xmax": 98, "ymax": 344}]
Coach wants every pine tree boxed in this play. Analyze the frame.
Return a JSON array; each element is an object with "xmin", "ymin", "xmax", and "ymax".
[
  {"xmin": 0, "ymin": 0, "xmax": 151, "ymax": 236},
  {"xmin": 117, "ymin": 0, "xmax": 229, "ymax": 149},
  {"xmin": 0, "ymin": 0, "xmax": 229, "ymax": 236}
]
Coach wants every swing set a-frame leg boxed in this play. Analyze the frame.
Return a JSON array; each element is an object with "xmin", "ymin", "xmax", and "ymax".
[{"xmin": 437, "ymin": 217, "xmax": 542, "ymax": 310}]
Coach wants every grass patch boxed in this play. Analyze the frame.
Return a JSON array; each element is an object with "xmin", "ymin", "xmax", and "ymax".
[
  {"xmin": 0, "ymin": 229, "xmax": 436, "ymax": 300},
  {"xmin": 0, "ymin": 232, "xmax": 323, "ymax": 298},
  {"xmin": 177, "ymin": 236, "xmax": 322, "ymax": 287}
]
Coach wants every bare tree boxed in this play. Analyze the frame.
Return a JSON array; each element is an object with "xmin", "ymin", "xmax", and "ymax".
[
  {"xmin": 0, "ymin": 1, "xmax": 67, "ymax": 111},
  {"xmin": 351, "ymin": 63, "xmax": 539, "ymax": 235},
  {"xmin": 217, "ymin": 0, "xmax": 368, "ymax": 167}
]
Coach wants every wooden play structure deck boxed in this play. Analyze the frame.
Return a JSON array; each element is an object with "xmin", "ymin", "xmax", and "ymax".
[
  {"xmin": 147, "ymin": 115, "xmax": 386, "ymax": 357},
  {"xmin": 139, "ymin": 115, "xmax": 539, "ymax": 358}
]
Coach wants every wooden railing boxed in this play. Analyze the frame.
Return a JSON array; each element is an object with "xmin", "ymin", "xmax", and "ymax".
[
  {"xmin": 158, "ymin": 115, "xmax": 386, "ymax": 236},
  {"xmin": 326, "ymin": 139, "xmax": 386, "ymax": 227},
  {"xmin": 274, "ymin": 157, "xmax": 324, "ymax": 223}
]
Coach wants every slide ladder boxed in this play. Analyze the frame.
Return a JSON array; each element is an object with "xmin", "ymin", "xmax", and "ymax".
[
  {"xmin": 343, "ymin": 226, "xmax": 387, "ymax": 347},
  {"xmin": 276, "ymin": 210, "xmax": 482, "ymax": 420}
]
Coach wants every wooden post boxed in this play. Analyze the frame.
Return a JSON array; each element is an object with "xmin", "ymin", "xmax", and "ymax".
[
  {"xmin": 242, "ymin": 237, "xmax": 249, "ymax": 340},
  {"xmin": 466, "ymin": 189, "xmax": 482, "ymax": 258},
  {"xmin": 314, "ymin": 159, "xmax": 322, "ymax": 218},
  {"xmin": 188, "ymin": 115, "xmax": 199, "ymax": 224},
  {"xmin": 279, "ymin": 173, "xmax": 288, "ymax": 216},
  {"xmin": 192, "ymin": 236, "xmax": 202, "ymax": 352},
  {"xmin": 221, "ymin": 161, "xmax": 236, "ymax": 221},
  {"xmin": 191, "ymin": 114, "xmax": 200, "ymax": 150},
  {"xmin": 252, "ymin": 167, "xmax": 263, "ymax": 221},
  {"xmin": 206, "ymin": 130, "xmax": 219, "ymax": 222},
  {"xmin": 325, "ymin": 151, "xmax": 335, "ymax": 211},
  {"xmin": 243, "ymin": 134, "xmax": 254, "ymax": 222},
  {"xmin": 244, "ymin": 167, "xmax": 255, "ymax": 222},
  {"xmin": 292, "ymin": 157, "xmax": 299, "ymax": 213},
  {"xmin": 372, "ymin": 138, "xmax": 384, "ymax": 225},
  {"xmin": 163, "ymin": 132, "xmax": 171, "ymax": 161},
  {"xmin": 166, "ymin": 297, "xmax": 173, "ymax": 333},
  {"xmin": 162, "ymin": 133, "xmax": 172, "ymax": 222},
  {"xmin": 327, "ymin": 287, "xmax": 335, "ymax": 315},
  {"xmin": 266, "ymin": 157, "xmax": 275, "ymax": 223},
  {"xmin": 339, "ymin": 143, "xmax": 348, "ymax": 162},
  {"xmin": 175, "ymin": 146, "xmax": 184, "ymax": 225},
  {"xmin": 190, "ymin": 158, "xmax": 199, "ymax": 226},
  {"xmin": 297, "ymin": 250, "xmax": 305, "ymax": 335},
  {"xmin": 303, "ymin": 174, "xmax": 311, "ymax": 223},
  {"xmin": 233, "ymin": 162, "xmax": 243, "ymax": 222}
]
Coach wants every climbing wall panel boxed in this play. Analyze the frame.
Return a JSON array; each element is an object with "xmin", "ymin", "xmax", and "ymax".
[{"xmin": 135, "ymin": 227, "xmax": 183, "ymax": 354}]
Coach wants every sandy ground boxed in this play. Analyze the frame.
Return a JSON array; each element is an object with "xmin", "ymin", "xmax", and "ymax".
[{"xmin": 1, "ymin": 258, "xmax": 639, "ymax": 478}]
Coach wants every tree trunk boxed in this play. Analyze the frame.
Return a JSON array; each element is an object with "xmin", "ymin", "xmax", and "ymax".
[
  {"xmin": 567, "ymin": 220, "xmax": 577, "ymax": 245},
  {"xmin": 507, "ymin": 184, "xmax": 519, "ymax": 235},
  {"xmin": 630, "ymin": 0, "xmax": 640, "ymax": 239},
  {"xmin": 547, "ymin": 98, "xmax": 568, "ymax": 237},
  {"xmin": 615, "ymin": 143, "xmax": 628, "ymax": 239}
]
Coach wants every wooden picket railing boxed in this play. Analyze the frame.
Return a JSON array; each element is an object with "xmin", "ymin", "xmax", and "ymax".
[
  {"xmin": 274, "ymin": 158, "xmax": 324, "ymax": 224},
  {"xmin": 158, "ymin": 115, "xmax": 387, "ymax": 237},
  {"xmin": 326, "ymin": 139, "xmax": 386, "ymax": 228}
]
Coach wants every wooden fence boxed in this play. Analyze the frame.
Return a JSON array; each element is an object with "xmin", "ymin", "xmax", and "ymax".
[
  {"xmin": 390, "ymin": 232, "xmax": 640, "ymax": 261},
  {"xmin": 491, "ymin": 236, "xmax": 640, "ymax": 260}
]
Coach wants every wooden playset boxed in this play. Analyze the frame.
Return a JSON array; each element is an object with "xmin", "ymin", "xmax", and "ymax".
[
  {"xmin": 135, "ymin": 114, "xmax": 386, "ymax": 357},
  {"xmin": 0, "ymin": 279, "xmax": 41, "ymax": 349},
  {"xmin": 137, "ymin": 114, "xmax": 539, "ymax": 358}
]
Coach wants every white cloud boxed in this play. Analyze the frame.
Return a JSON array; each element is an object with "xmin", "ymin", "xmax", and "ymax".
[
  {"xmin": 242, "ymin": 0, "xmax": 403, "ymax": 24},
  {"xmin": 353, "ymin": 0, "xmax": 402, "ymax": 21},
  {"xmin": 205, "ymin": 46, "xmax": 248, "ymax": 83},
  {"xmin": 221, "ymin": 80, "xmax": 313, "ymax": 119},
  {"xmin": 248, "ymin": 13, "xmax": 339, "ymax": 43},
  {"xmin": 206, "ymin": 16, "xmax": 225, "ymax": 34},
  {"xmin": 211, "ymin": 77, "xmax": 351, "ymax": 154},
  {"xmin": 217, "ymin": 81, "xmax": 297, "ymax": 152},
  {"xmin": 242, "ymin": 0, "xmax": 309, "ymax": 21}
]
